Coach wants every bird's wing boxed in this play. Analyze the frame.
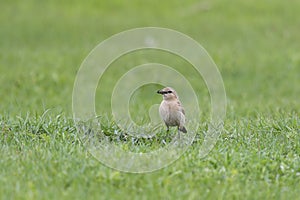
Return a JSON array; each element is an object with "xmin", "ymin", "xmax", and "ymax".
[
  {"xmin": 177, "ymin": 100, "xmax": 185, "ymax": 115},
  {"xmin": 181, "ymin": 107, "xmax": 185, "ymax": 115}
]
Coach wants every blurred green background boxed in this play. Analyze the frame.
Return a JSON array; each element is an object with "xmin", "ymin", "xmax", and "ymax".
[{"xmin": 1, "ymin": 0, "xmax": 299, "ymax": 117}]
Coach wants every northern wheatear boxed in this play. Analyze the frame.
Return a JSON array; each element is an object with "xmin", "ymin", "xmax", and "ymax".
[{"xmin": 157, "ymin": 87, "xmax": 187, "ymax": 133}]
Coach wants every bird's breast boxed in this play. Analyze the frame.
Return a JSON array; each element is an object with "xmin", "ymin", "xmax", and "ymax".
[{"xmin": 159, "ymin": 101, "xmax": 183, "ymax": 126}]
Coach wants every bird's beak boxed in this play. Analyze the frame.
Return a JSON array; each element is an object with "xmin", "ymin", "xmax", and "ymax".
[{"xmin": 157, "ymin": 90, "xmax": 162, "ymax": 94}]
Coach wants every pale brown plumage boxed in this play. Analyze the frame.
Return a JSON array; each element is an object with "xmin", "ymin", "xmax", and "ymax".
[{"xmin": 157, "ymin": 87, "xmax": 187, "ymax": 133}]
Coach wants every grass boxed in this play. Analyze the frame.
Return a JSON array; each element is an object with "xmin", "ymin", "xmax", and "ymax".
[
  {"xmin": 1, "ymin": 0, "xmax": 300, "ymax": 199},
  {"xmin": 1, "ymin": 112, "xmax": 299, "ymax": 199}
]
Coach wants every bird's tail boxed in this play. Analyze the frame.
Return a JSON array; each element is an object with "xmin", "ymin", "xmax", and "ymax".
[{"xmin": 179, "ymin": 126, "xmax": 187, "ymax": 133}]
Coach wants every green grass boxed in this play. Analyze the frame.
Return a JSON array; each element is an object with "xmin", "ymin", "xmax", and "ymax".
[{"xmin": 1, "ymin": 0, "xmax": 300, "ymax": 199}]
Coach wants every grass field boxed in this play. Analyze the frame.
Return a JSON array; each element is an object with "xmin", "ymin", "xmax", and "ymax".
[{"xmin": 1, "ymin": 0, "xmax": 300, "ymax": 199}]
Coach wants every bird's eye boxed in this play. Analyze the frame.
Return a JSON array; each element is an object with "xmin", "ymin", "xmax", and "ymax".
[{"xmin": 167, "ymin": 91, "xmax": 173, "ymax": 93}]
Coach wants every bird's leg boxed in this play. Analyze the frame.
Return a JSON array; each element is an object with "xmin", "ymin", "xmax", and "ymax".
[
  {"xmin": 177, "ymin": 127, "xmax": 181, "ymax": 140},
  {"xmin": 166, "ymin": 125, "xmax": 170, "ymax": 132}
]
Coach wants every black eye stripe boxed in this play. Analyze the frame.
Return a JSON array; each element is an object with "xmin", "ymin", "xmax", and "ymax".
[{"xmin": 161, "ymin": 91, "xmax": 173, "ymax": 94}]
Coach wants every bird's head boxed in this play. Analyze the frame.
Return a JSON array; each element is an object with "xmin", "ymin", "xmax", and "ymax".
[{"xmin": 157, "ymin": 87, "xmax": 178, "ymax": 100}]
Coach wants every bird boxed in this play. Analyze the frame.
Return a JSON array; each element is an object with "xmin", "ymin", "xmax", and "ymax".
[{"xmin": 157, "ymin": 87, "xmax": 187, "ymax": 133}]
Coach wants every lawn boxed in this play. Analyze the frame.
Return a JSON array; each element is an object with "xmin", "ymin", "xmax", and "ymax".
[{"xmin": 0, "ymin": 0, "xmax": 300, "ymax": 199}]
